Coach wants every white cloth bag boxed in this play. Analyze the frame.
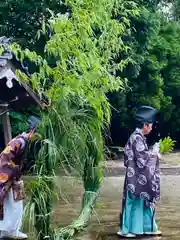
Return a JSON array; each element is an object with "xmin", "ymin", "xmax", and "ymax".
[{"xmin": 0, "ymin": 188, "xmax": 23, "ymax": 231}]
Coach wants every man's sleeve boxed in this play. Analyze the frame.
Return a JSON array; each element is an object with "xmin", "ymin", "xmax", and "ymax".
[
  {"xmin": 132, "ymin": 135, "xmax": 158, "ymax": 169},
  {"xmin": 0, "ymin": 139, "xmax": 23, "ymax": 181}
]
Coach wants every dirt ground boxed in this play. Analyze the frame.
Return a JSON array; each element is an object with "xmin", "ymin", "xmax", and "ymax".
[
  {"xmin": 50, "ymin": 175, "xmax": 180, "ymax": 240},
  {"xmin": 22, "ymin": 152, "xmax": 180, "ymax": 240}
]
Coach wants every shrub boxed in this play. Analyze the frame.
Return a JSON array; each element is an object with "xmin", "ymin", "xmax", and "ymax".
[{"xmin": 160, "ymin": 136, "xmax": 176, "ymax": 153}]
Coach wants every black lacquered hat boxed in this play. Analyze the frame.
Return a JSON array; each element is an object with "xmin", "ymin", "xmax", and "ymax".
[
  {"xmin": 28, "ymin": 116, "xmax": 41, "ymax": 131},
  {"xmin": 135, "ymin": 106, "xmax": 157, "ymax": 123}
]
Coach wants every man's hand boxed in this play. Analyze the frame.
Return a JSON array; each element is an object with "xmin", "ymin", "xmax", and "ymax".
[{"xmin": 152, "ymin": 142, "xmax": 160, "ymax": 153}]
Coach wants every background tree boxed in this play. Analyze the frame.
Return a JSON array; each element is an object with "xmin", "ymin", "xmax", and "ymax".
[
  {"xmin": 0, "ymin": 0, "xmax": 68, "ymax": 53},
  {"xmin": 108, "ymin": 1, "xmax": 180, "ymax": 148}
]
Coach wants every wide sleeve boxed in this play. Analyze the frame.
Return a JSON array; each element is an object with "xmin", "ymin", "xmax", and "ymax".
[
  {"xmin": 0, "ymin": 138, "xmax": 25, "ymax": 181},
  {"xmin": 132, "ymin": 135, "xmax": 158, "ymax": 169}
]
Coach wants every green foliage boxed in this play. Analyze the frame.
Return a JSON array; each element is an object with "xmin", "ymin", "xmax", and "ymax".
[
  {"xmin": 162, "ymin": 0, "xmax": 180, "ymax": 21},
  {"xmin": 11, "ymin": 0, "xmax": 138, "ymax": 239},
  {"xmin": 109, "ymin": 7, "xmax": 166, "ymax": 136},
  {"xmin": 0, "ymin": 0, "xmax": 68, "ymax": 53},
  {"xmin": 10, "ymin": 112, "xmax": 29, "ymax": 136},
  {"xmin": 109, "ymin": 2, "xmax": 180, "ymax": 146},
  {"xmin": 160, "ymin": 136, "xmax": 176, "ymax": 153}
]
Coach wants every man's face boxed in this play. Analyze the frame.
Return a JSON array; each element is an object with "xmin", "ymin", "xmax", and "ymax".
[{"xmin": 143, "ymin": 123, "xmax": 153, "ymax": 135}]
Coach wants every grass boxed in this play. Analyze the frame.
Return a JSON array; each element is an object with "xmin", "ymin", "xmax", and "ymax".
[{"xmin": 22, "ymin": 176, "xmax": 83, "ymax": 238}]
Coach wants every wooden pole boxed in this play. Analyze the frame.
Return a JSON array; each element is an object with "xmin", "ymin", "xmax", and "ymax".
[{"xmin": 0, "ymin": 103, "xmax": 12, "ymax": 145}]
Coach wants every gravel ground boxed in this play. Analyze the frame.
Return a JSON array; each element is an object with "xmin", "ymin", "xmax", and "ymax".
[{"xmin": 50, "ymin": 176, "xmax": 180, "ymax": 240}]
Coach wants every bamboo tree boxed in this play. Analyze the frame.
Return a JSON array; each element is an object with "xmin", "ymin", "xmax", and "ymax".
[{"xmin": 4, "ymin": 0, "xmax": 138, "ymax": 239}]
